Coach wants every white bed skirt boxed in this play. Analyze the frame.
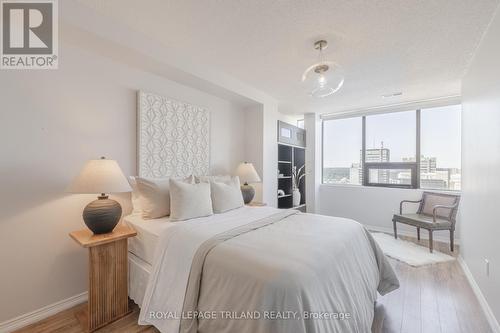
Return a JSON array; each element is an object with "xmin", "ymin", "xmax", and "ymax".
[{"xmin": 129, "ymin": 252, "xmax": 151, "ymax": 306}]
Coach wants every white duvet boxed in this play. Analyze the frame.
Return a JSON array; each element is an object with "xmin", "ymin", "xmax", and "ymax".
[{"xmin": 139, "ymin": 206, "xmax": 399, "ymax": 333}]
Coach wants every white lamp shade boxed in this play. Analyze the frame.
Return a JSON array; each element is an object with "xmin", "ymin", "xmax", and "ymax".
[
  {"xmin": 67, "ymin": 158, "xmax": 132, "ymax": 194},
  {"xmin": 235, "ymin": 162, "xmax": 261, "ymax": 184}
]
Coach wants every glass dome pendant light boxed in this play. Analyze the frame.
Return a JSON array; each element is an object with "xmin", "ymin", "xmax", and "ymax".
[{"xmin": 302, "ymin": 40, "xmax": 344, "ymax": 98}]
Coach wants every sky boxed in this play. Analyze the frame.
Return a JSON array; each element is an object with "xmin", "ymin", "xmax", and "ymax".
[{"xmin": 323, "ymin": 105, "xmax": 461, "ymax": 169}]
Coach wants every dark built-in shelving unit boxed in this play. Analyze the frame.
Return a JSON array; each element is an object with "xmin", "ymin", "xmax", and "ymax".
[{"xmin": 277, "ymin": 121, "xmax": 306, "ymax": 212}]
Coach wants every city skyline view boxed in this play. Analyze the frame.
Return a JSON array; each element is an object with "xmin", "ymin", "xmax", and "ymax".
[
  {"xmin": 323, "ymin": 105, "xmax": 461, "ymax": 190},
  {"xmin": 323, "ymin": 105, "xmax": 461, "ymax": 168}
]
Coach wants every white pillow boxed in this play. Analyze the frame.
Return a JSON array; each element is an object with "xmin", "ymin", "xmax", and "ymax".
[
  {"xmin": 134, "ymin": 175, "xmax": 194, "ymax": 219},
  {"xmin": 128, "ymin": 176, "xmax": 144, "ymax": 215},
  {"xmin": 169, "ymin": 179, "xmax": 213, "ymax": 221},
  {"xmin": 210, "ymin": 176, "xmax": 244, "ymax": 213}
]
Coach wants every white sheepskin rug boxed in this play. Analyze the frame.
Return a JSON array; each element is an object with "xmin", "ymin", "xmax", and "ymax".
[{"xmin": 371, "ymin": 232, "xmax": 455, "ymax": 267}]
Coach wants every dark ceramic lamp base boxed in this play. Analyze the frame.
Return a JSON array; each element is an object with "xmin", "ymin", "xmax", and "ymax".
[
  {"xmin": 241, "ymin": 183, "xmax": 255, "ymax": 204},
  {"xmin": 83, "ymin": 194, "xmax": 122, "ymax": 234}
]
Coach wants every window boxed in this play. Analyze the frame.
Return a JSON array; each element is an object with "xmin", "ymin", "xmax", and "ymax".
[
  {"xmin": 323, "ymin": 117, "xmax": 362, "ymax": 185},
  {"xmin": 364, "ymin": 111, "xmax": 417, "ymax": 187},
  {"xmin": 322, "ymin": 105, "xmax": 461, "ymax": 190},
  {"xmin": 365, "ymin": 111, "xmax": 416, "ymax": 162},
  {"xmin": 297, "ymin": 119, "xmax": 305, "ymax": 129},
  {"xmin": 420, "ymin": 105, "xmax": 461, "ymax": 190}
]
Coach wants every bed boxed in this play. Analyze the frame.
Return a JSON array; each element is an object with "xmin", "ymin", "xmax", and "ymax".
[
  {"xmin": 129, "ymin": 91, "xmax": 399, "ymax": 332},
  {"xmin": 125, "ymin": 206, "xmax": 399, "ymax": 333}
]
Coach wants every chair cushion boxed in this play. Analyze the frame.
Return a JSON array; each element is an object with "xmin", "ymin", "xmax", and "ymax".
[{"xmin": 392, "ymin": 213, "xmax": 452, "ymax": 229}]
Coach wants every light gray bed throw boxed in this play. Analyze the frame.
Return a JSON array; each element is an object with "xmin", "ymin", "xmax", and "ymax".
[{"xmin": 139, "ymin": 207, "xmax": 399, "ymax": 333}]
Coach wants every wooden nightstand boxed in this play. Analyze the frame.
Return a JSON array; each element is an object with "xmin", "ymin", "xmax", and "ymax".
[
  {"xmin": 69, "ymin": 224, "xmax": 137, "ymax": 332},
  {"xmin": 246, "ymin": 202, "xmax": 267, "ymax": 207}
]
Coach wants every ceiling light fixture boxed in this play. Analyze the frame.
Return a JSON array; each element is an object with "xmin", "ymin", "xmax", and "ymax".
[{"xmin": 302, "ymin": 40, "xmax": 344, "ymax": 98}]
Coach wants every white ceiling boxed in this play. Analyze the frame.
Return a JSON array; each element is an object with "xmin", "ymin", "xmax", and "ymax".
[{"xmin": 77, "ymin": 0, "xmax": 499, "ymax": 114}]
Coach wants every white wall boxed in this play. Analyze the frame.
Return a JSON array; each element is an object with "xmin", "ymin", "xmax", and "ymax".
[
  {"xmin": 262, "ymin": 104, "xmax": 279, "ymax": 207},
  {"xmin": 304, "ymin": 113, "xmax": 321, "ymax": 213},
  {"xmin": 241, "ymin": 103, "xmax": 282, "ymax": 207},
  {"xmin": 244, "ymin": 105, "xmax": 264, "ymax": 203},
  {"xmin": 460, "ymin": 6, "xmax": 500, "ymax": 325},
  {"xmin": 0, "ymin": 39, "xmax": 248, "ymax": 322}
]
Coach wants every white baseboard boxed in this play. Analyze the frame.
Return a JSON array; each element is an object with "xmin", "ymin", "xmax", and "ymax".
[
  {"xmin": 457, "ymin": 256, "xmax": 500, "ymax": 333},
  {"xmin": 365, "ymin": 224, "xmax": 460, "ymax": 244},
  {"xmin": 0, "ymin": 292, "xmax": 88, "ymax": 333}
]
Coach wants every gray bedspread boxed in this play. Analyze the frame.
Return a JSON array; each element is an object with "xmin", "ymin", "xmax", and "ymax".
[{"xmin": 139, "ymin": 207, "xmax": 399, "ymax": 333}]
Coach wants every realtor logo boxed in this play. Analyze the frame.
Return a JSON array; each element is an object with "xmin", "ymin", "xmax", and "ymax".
[{"xmin": 1, "ymin": 0, "xmax": 58, "ymax": 69}]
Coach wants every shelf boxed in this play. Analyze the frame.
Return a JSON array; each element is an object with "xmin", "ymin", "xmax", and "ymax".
[
  {"xmin": 278, "ymin": 134, "xmax": 306, "ymax": 210},
  {"xmin": 278, "ymin": 142, "xmax": 306, "ymax": 149}
]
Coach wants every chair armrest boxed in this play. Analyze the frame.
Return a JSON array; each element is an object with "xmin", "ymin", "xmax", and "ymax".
[
  {"xmin": 400, "ymin": 199, "xmax": 423, "ymax": 214},
  {"xmin": 432, "ymin": 203, "xmax": 459, "ymax": 222}
]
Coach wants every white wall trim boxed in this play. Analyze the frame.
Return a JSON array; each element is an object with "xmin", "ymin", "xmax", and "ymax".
[
  {"xmin": 365, "ymin": 224, "xmax": 460, "ymax": 244},
  {"xmin": 0, "ymin": 292, "xmax": 88, "ymax": 333},
  {"xmin": 457, "ymin": 256, "xmax": 500, "ymax": 333}
]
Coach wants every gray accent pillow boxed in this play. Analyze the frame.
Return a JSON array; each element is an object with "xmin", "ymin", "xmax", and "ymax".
[{"xmin": 169, "ymin": 179, "xmax": 214, "ymax": 221}]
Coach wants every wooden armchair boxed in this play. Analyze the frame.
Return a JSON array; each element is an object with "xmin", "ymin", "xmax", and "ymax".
[{"xmin": 392, "ymin": 192, "xmax": 460, "ymax": 253}]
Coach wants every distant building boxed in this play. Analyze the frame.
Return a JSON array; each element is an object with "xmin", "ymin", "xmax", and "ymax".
[
  {"xmin": 364, "ymin": 149, "xmax": 390, "ymax": 163},
  {"xmin": 360, "ymin": 143, "xmax": 390, "ymax": 183},
  {"xmin": 323, "ymin": 167, "xmax": 350, "ymax": 184},
  {"xmin": 450, "ymin": 173, "xmax": 461, "ymax": 190},
  {"xmin": 421, "ymin": 178, "xmax": 447, "ymax": 189},
  {"xmin": 322, "ymin": 163, "xmax": 362, "ymax": 185},
  {"xmin": 349, "ymin": 163, "xmax": 361, "ymax": 185},
  {"xmin": 419, "ymin": 165, "xmax": 461, "ymax": 190},
  {"xmin": 403, "ymin": 155, "xmax": 437, "ymax": 173},
  {"xmin": 324, "ymin": 152, "xmax": 460, "ymax": 190},
  {"xmin": 421, "ymin": 156, "xmax": 437, "ymax": 173}
]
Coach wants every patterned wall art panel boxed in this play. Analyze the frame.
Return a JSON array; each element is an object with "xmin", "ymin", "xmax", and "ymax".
[{"xmin": 137, "ymin": 91, "xmax": 210, "ymax": 178}]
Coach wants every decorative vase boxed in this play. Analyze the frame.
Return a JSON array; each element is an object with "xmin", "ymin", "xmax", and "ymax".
[
  {"xmin": 293, "ymin": 188, "xmax": 301, "ymax": 207},
  {"xmin": 83, "ymin": 195, "xmax": 122, "ymax": 234},
  {"xmin": 240, "ymin": 183, "xmax": 255, "ymax": 204}
]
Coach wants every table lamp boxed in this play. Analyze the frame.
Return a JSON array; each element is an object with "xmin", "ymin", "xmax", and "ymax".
[
  {"xmin": 68, "ymin": 157, "xmax": 132, "ymax": 234},
  {"xmin": 235, "ymin": 162, "xmax": 261, "ymax": 204}
]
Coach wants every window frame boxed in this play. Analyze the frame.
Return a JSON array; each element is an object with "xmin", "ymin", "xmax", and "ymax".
[
  {"xmin": 361, "ymin": 109, "xmax": 420, "ymax": 189},
  {"xmin": 363, "ymin": 162, "xmax": 418, "ymax": 188},
  {"xmin": 321, "ymin": 107, "xmax": 460, "ymax": 191},
  {"xmin": 321, "ymin": 115, "xmax": 364, "ymax": 186}
]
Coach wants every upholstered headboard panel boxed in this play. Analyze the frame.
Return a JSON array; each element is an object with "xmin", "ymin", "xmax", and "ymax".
[{"xmin": 137, "ymin": 91, "xmax": 210, "ymax": 178}]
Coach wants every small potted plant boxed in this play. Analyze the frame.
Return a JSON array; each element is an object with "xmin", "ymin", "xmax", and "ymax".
[{"xmin": 292, "ymin": 165, "xmax": 306, "ymax": 207}]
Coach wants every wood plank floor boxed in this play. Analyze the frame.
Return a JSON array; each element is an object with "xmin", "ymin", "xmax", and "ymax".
[
  {"xmin": 15, "ymin": 235, "xmax": 492, "ymax": 333},
  {"xmin": 372, "ymin": 234, "xmax": 492, "ymax": 333}
]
